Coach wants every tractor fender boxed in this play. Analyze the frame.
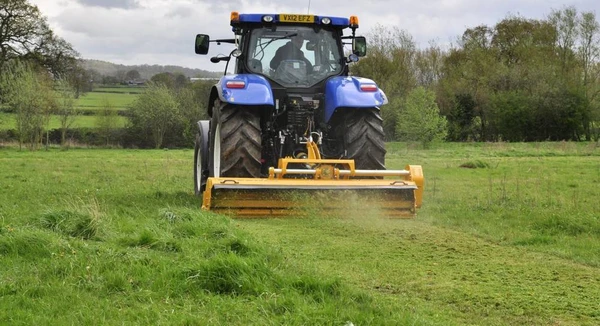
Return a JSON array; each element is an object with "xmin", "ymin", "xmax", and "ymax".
[
  {"xmin": 323, "ymin": 76, "xmax": 388, "ymax": 122},
  {"xmin": 214, "ymin": 74, "xmax": 275, "ymax": 107}
]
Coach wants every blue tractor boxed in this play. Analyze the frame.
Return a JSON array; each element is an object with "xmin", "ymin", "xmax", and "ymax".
[{"xmin": 194, "ymin": 12, "xmax": 423, "ymax": 217}]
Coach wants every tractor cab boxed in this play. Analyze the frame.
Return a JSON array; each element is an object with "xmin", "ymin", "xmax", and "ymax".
[{"xmin": 195, "ymin": 13, "xmax": 366, "ymax": 89}]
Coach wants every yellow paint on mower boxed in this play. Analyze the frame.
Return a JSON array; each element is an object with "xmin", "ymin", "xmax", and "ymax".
[{"xmin": 201, "ymin": 140, "xmax": 424, "ymax": 217}]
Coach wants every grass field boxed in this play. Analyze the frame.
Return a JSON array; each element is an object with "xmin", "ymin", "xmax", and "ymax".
[
  {"xmin": 91, "ymin": 86, "xmax": 146, "ymax": 94},
  {"xmin": 0, "ymin": 142, "xmax": 599, "ymax": 325},
  {"xmin": 0, "ymin": 112, "xmax": 128, "ymax": 129},
  {"xmin": 0, "ymin": 86, "xmax": 138, "ymax": 132},
  {"xmin": 75, "ymin": 88, "xmax": 140, "ymax": 110}
]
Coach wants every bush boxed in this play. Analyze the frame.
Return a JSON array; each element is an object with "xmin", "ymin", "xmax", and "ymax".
[
  {"xmin": 396, "ymin": 87, "xmax": 447, "ymax": 146},
  {"xmin": 128, "ymin": 83, "xmax": 182, "ymax": 148}
]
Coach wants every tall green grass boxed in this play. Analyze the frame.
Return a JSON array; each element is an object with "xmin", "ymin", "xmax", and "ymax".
[
  {"xmin": 0, "ymin": 149, "xmax": 417, "ymax": 325},
  {"xmin": 0, "ymin": 143, "xmax": 599, "ymax": 325}
]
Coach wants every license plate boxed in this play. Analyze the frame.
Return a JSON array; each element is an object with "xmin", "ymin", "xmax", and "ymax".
[{"xmin": 279, "ymin": 14, "xmax": 314, "ymax": 23}]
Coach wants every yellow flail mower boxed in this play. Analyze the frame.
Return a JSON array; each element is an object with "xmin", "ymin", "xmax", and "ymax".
[
  {"xmin": 193, "ymin": 12, "xmax": 424, "ymax": 217},
  {"xmin": 197, "ymin": 134, "xmax": 424, "ymax": 217}
]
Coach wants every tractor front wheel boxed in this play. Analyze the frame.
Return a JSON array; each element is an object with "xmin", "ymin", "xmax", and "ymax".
[{"xmin": 209, "ymin": 104, "xmax": 262, "ymax": 178}]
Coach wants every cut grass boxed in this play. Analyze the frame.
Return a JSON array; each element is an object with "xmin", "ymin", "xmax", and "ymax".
[{"xmin": 0, "ymin": 143, "xmax": 599, "ymax": 325}]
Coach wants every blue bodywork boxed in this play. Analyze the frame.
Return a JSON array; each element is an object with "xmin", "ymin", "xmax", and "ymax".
[
  {"xmin": 323, "ymin": 77, "xmax": 388, "ymax": 122},
  {"xmin": 215, "ymin": 14, "xmax": 384, "ymax": 120},
  {"xmin": 216, "ymin": 75, "xmax": 387, "ymax": 122},
  {"xmin": 237, "ymin": 14, "xmax": 350, "ymax": 27},
  {"xmin": 216, "ymin": 74, "xmax": 274, "ymax": 106}
]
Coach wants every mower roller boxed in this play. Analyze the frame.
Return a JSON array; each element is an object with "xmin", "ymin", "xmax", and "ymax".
[{"xmin": 193, "ymin": 12, "xmax": 424, "ymax": 217}]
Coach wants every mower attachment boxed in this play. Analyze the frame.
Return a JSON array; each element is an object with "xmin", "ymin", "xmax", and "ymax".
[{"xmin": 202, "ymin": 161, "xmax": 423, "ymax": 218}]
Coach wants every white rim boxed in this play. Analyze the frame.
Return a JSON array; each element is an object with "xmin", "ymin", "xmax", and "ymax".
[
  {"xmin": 195, "ymin": 143, "xmax": 202, "ymax": 191},
  {"xmin": 213, "ymin": 123, "xmax": 221, "ymax": 178}
]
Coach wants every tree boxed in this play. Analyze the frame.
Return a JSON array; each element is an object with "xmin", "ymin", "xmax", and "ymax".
[
  {"xmin": 55, "ymin": 78, "xmax": 78, "ymax": 147},
  {"xmin": 0, "ymin": 0, "xmax": 79, "ymax": 78},
  {"xmin": 66, "ymin": 63, "xmax": 92, "ymax": 98},
  {"xmin": 396, "ymin": 87, "xmax": 447, "ymax": 146},
  {"xmin": 150, "ymin": 72, "xmax": 189, "ymax": 90},
  {"xmin": 548, "ymin": 6, "xmax": 580, "ymax": 73},
  {"xmin": 351, "ymin": 25, "xmax": 419, "ymax": 140},
  {"xmin": 150, "ymin": 72, "xmax": 176, "ymax": 89},
  {"xmin": 177, "ymin": 85, "xmax": 206, "ymax": 146},
  {"xmin": 578, "ymin": 11, "xmax": 600, "ymax": 140},
  {"xmin": 414, "ymin": 41, "xmax": 444, "ymax": 88},
  {"xmin": 102, "ymin": 75, "xmax": 119, "ymax": 85},
  {"xmin": 1, "ymin": 61, "xmax": 54, "ymax": 150},
  {"xmin": 95, "ymin": 98, "xmax": 119, "ymax": 147},
  {"xmin": 128, "ymin": 83, "xmax": 181, "ymax": 148},
  {"xmin": 125, "ymin": 69, "xmax": 140, "ymax": 81}
]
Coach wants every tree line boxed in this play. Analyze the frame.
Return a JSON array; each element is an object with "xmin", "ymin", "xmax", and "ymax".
[
  {"xmin": 2, "ymin": 1, "xmax": 598, "ymax": 150},
  {"xmin": 0, "ymin": 0, "xmax": 215, "ymax": 149},
  {"xmin": 352, "ymin": 6, "xmax": 600, "ymax": 142}
]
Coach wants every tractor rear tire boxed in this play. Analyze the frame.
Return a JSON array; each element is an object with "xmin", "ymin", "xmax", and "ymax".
[
  {"xmin": 209, "ymin": 104, "xmax": 262, "ymax": 178},
  {"xmin": 344, "ymin": 108, "xmax": 386, "ymax": 171}
]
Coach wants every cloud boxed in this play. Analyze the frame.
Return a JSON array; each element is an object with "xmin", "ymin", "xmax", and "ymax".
[
  {"xmin": 30, "ymin": 0, "xmax": 600, "ymax": 71},
  {"xmin": 76, "ymin": 0, "xmax": 140, "ymax": 9}
]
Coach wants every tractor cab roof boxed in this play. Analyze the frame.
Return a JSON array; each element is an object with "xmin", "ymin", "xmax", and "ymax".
[{"xmin": 230, "ymin": 12, "xmax": 359, "ymax": 29}]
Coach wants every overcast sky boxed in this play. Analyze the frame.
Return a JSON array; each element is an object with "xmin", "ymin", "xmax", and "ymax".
[{"xmin": 31, "ymin": 0, "xmax": 599, "ymax": 72}]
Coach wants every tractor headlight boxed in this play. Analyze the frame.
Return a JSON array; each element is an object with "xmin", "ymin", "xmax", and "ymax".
[
  {"xmin": 263, "ymin": 15, "xmax": 274, "ymax": 23},
  {"xmin": 232, "ymin": 49, "xmax": 242, "ymax": 57},
  {"xmin": 321, "ymin": 17, "xmax": 331, "ymax": 25}
]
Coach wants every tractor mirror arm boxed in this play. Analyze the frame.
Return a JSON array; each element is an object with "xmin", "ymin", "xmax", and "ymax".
[
  {"xmin": 210, "ymin": 56, "xmax": 231, "ymax": 63},
  {"xmin": 212, "ymin": 38, "xmax": 236, "ymax": 45}
]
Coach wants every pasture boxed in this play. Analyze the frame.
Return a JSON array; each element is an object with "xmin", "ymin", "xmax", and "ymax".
[
  {"xmin": 0, "ymin": 86, "xmax": 139, "ymax": 133},
  {"xmin": 0, "ymin": 142, "xmax": 598, "ymax": 325},
  {"xmin": 75, "ymin": 87, "xmax": 140, "ymax": 111},
  {"xmin": 0, "ymin": 112, "xmax": 128, "ymax": 130}
]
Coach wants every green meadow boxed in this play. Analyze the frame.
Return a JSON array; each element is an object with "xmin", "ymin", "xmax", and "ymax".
[
  {"xmin": 0, "ymin": 112, "xmax": 128, "ymax": 129},
  {"xmin": 74, "ymin": 87, "xmax": 140, "ymax": 111},
  {"xmin": 0, "ymin": 87, "xmax": 138, "ymax": 133},
  {"xmin": 0, "ymin": 142, "xmax": 599, "ymax": 325}
]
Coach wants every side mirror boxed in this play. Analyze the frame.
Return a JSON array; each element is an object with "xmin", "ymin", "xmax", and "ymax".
[
  {"xmin": 353, "ymin": 36, "xmax": 367, "ymax": 57},
  {"xmin": 195, "ymin": 34, "xmax": 210, "ymax": 55}
]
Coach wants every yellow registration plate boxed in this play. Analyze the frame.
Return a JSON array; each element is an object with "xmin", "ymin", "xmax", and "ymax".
[{"xmin": 279, "ymin": 14, "xmax": 315, "ymax": 23}]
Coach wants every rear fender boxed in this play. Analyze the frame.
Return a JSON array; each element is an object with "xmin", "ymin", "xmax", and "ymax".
[
  {"xmin": 323, "ymin": 76, "xmax": 388, "ymax": 122},
  {"xmin": 214, "ymin": 74, "xmax": 275, "ymax": 107}
]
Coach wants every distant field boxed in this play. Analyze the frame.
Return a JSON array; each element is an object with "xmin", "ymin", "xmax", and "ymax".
[
  {"xmin": 75, "ymin": 89, "xmax": 139, "ymax": 110},
  {"xmin": 91, "ymin": 86, "xmax": 146, "ymax": 94},
  {"xmin": 0, "ymin": 112, "xmax": 128, "ymax": 129}
]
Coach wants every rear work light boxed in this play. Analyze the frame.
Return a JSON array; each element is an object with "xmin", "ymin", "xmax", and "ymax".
[
  {"xmin": 226, "ymin": 80, "xmax": 246, "ymax": 89},
  {"xmin": 360, "ymin": 84, "xmax": 377, "ymax": 92}
]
